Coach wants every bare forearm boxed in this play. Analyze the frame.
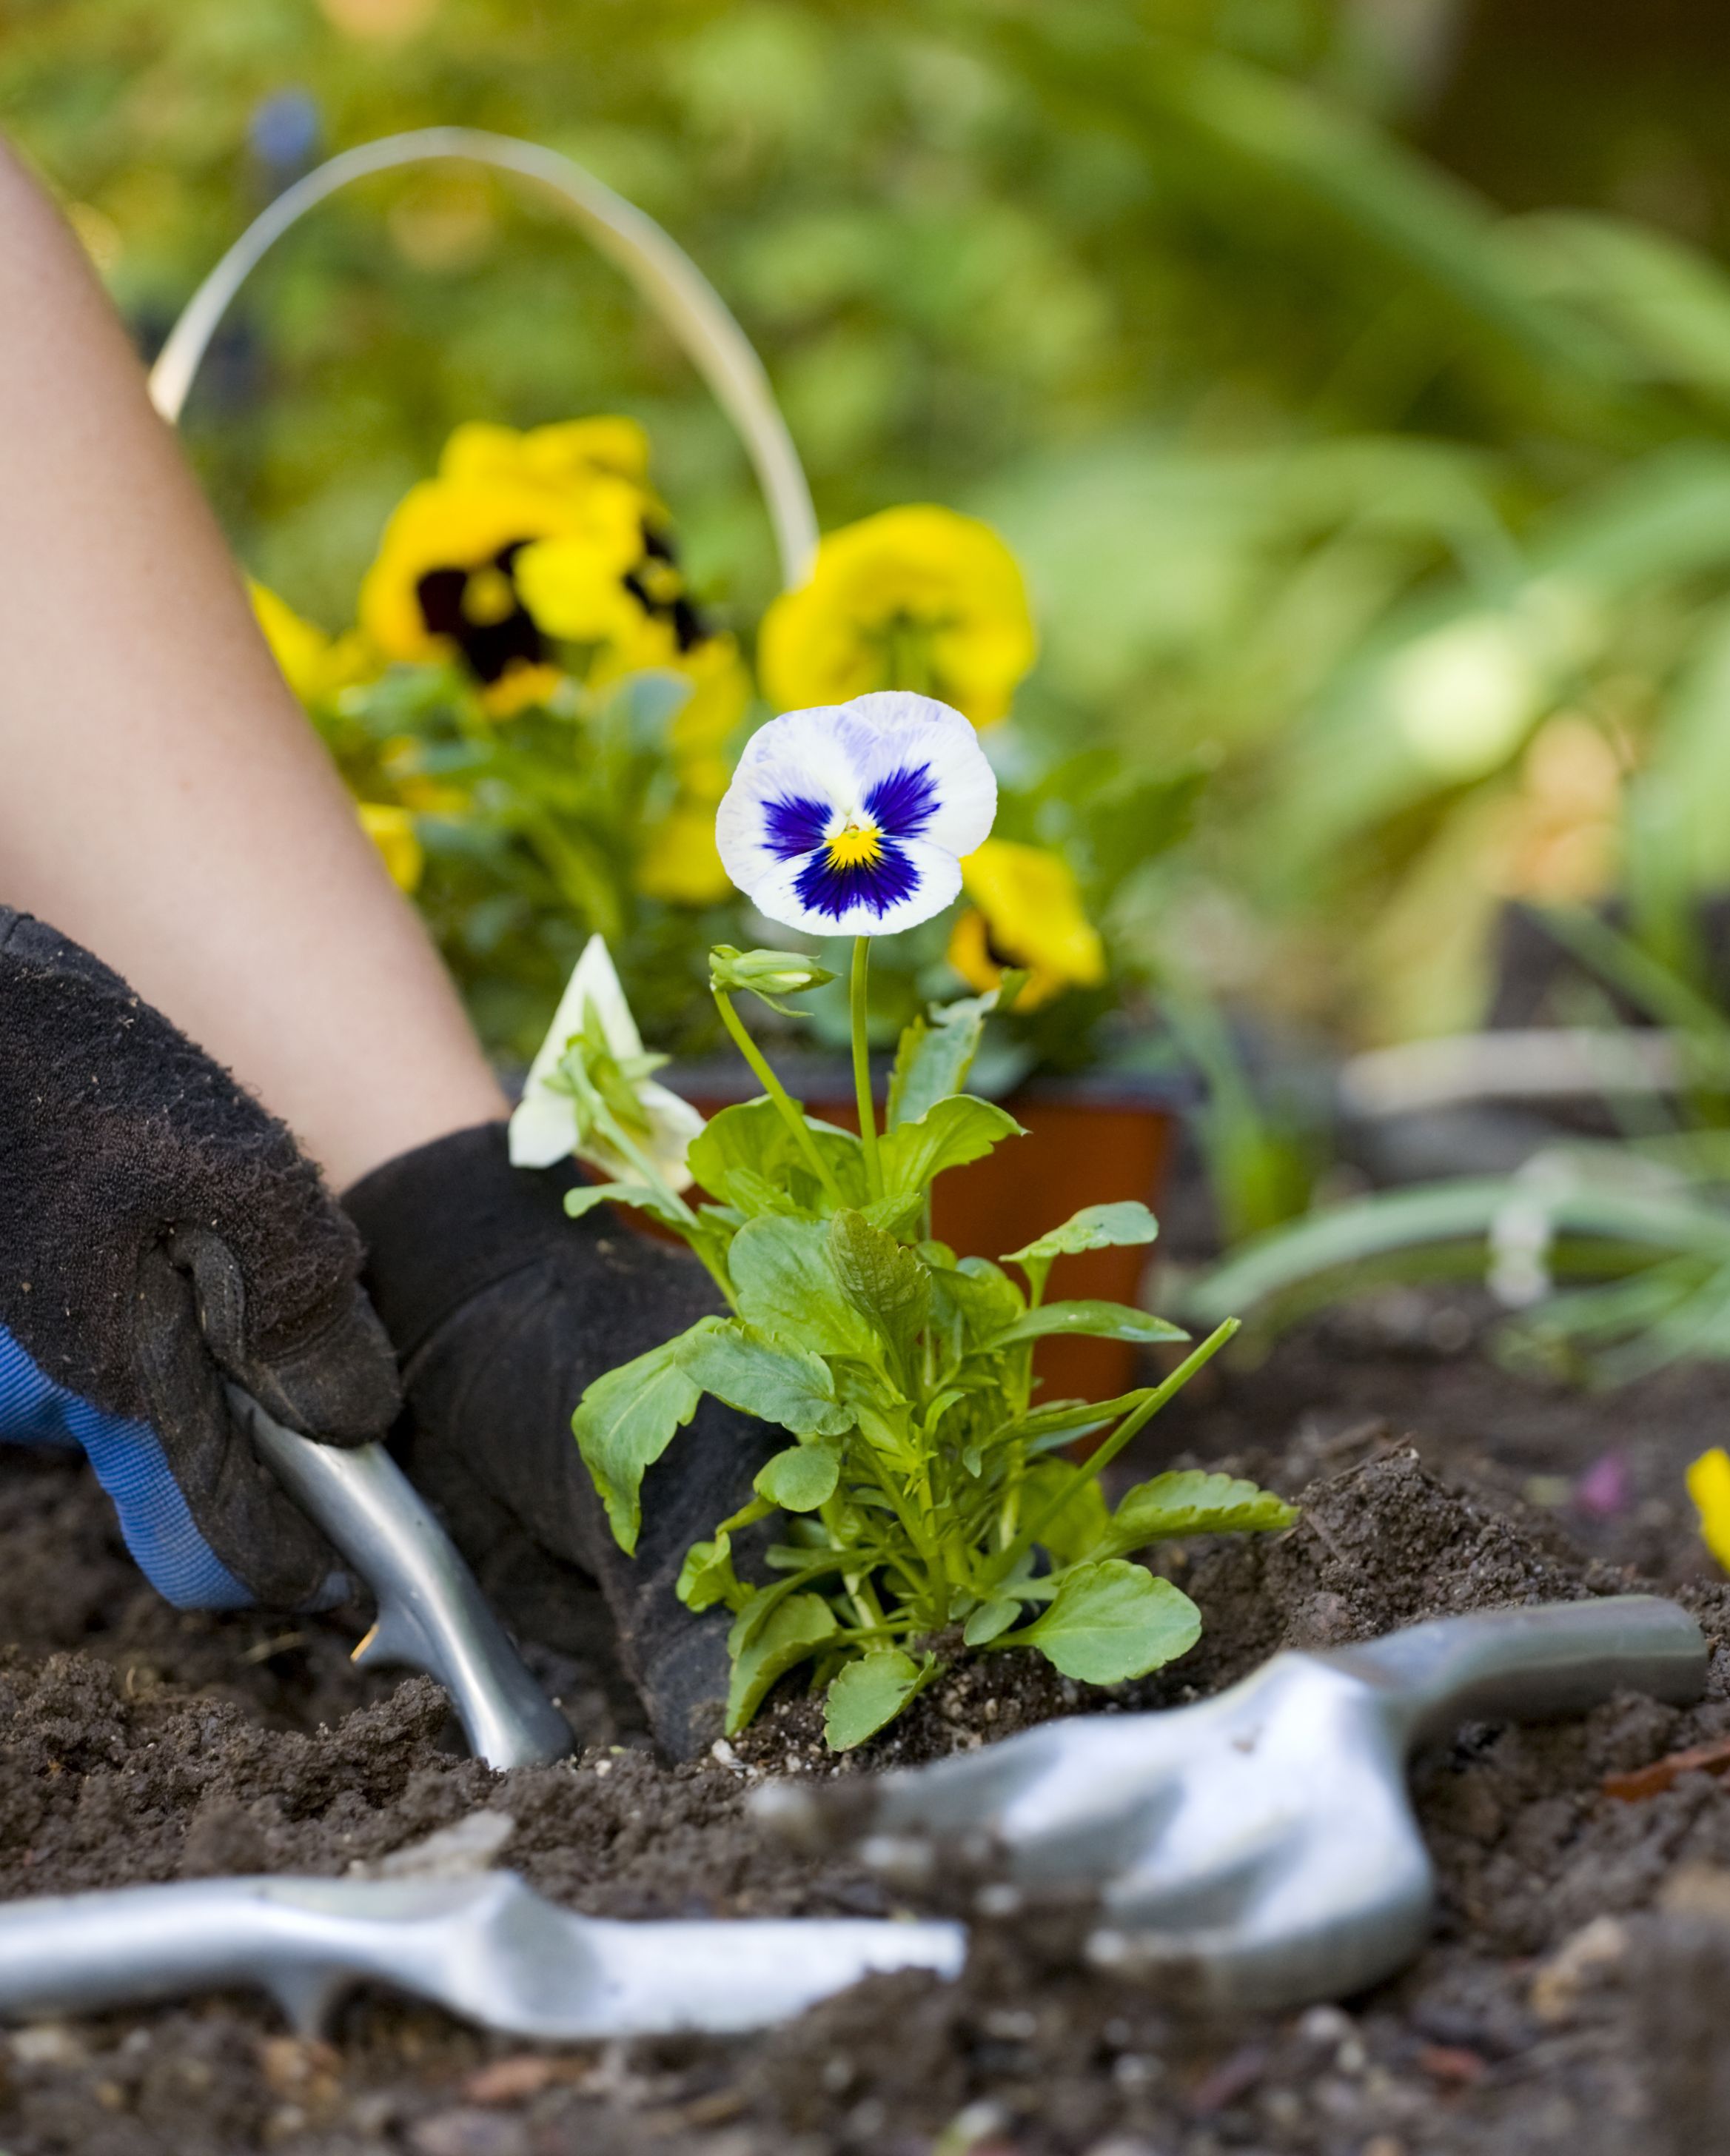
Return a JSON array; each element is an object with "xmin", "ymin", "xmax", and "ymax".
[{"xmin": 0, "ymin": 144, "xmax": 504, "ymax": 1186}]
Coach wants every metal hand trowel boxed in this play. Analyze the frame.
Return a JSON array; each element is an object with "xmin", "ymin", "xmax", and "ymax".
[
  {"xmin": 229, "ymin": 1387, "xmax": 573, "ymax": 1772},
  {"xmin": 758, "ymin": 1596, "xmax": 1708, "ymax": 2012},
  {"xmin": 0, "ymin": 1869, "xmax": 965, "ymax": 2040}
]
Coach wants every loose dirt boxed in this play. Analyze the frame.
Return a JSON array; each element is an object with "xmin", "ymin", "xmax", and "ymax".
[{"xmin": 4, "ymin": 1299, "xmax": 1730, "ymax": 2155}]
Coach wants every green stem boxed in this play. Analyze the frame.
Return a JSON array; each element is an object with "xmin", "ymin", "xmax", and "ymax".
[
  {"xmin": 713, "ymin": 988, "xmax": 846, "ymax": 1207},
  {"xmin": 851, "ymin": 937, "xmax": 884, "ymax": 1201},
  {"xmin": 980, "ymin": 1319, "xmax": 1240, "ymax": 1591}
]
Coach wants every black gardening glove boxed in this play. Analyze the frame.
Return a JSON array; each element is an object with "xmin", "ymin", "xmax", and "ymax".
[
  {"xmin": 0, "ymin": 910, "xmax": 402, "ymax": 1607},
  {"xmin": 343, "ymin": 1122, "xmax": 776, "ymax": 1758}
]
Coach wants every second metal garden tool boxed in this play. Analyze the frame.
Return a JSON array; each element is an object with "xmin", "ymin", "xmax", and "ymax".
[
  {"xmin": 229, "ymin": 1386, "xmax": 574, "ymax": 1772},
  {"xmin": 757, "ymin": 1595, "xmax": 1707, "ymax": 2012},
  {"xmin": 0, "ymin": 1869, "xmax": 966, "ymax": 2039}
]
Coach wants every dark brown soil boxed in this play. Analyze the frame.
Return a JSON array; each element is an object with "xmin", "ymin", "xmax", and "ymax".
[{"xmin": 4, "ymin": 1302, "xmax": 1730, "ymax": 2155}]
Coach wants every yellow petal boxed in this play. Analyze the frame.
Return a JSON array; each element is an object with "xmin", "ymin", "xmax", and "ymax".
[
  {"xmin": 1687, "ymin": 1447, "xmax": 1730, "ymax": 1573},
  {"xmin": 250, "ymin": 582, "xmax": 378, "ymax": 704},
  {"xmin": 946, "ymin": 908, "xmax": 1005, "ymax": 997},
  {"xmin": 760, "ymin": 503, "xmax": 1036, "ymax": 727},
  {"xmin": 636, "ymin": 800, "xmax": 734, "ymax": 906},
  {"xmin": 358, "ymin": 801, "xmax": 424, "ymax": 892},
  {"xmin": 957, "ymin": 840, "xmax": 1105, "ymax": 1008}
]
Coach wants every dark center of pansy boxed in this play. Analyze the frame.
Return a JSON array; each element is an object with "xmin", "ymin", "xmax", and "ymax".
[
  {"xmin": 623, "ymin": 524, "xmax": 708, "ymax": 654},
  {"xmin": 416, "ymin": 540, "xmax": 546, "ymax": 685},
  {"xmin": 762, "ymin": 760, "xmax": 939, "ymax": 920}
]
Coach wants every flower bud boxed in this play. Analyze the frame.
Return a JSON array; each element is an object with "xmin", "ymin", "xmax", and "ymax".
[{"xmin": 708, "ymin": 945, "xmax": 836, "ymax": 1000}]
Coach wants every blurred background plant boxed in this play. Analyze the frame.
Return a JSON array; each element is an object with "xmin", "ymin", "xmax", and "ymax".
[{"xmin": 15, "ymin": 0, "xmax": 1730, "ymax": 1090}]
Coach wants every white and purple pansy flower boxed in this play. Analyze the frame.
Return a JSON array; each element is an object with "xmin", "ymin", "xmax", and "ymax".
[{"xmin": 715, "ymin": 690, "xmax": 997, "ymax": 937}]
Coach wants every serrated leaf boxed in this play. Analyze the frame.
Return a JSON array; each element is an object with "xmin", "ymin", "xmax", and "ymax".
[
  {"xmin": 1019, "ymin": 1459, "xmax": 1113, "ymax": 1566},
  {"xmin": 725, "ymin": 1592, "xmax": 838, "ymax": 1734},
  {"xmin": 1009, "ymin": 1561, "xmax": 1201, "ymax": 1684},
  {"xmin": 986, "ymin": 1300, "xmax": 1189, "ymax": 1348},
  {"xmin": 878, "ymin": 1095, "xmax": 1025, "ymax": 1196},
  {"xmin": 676, "ymin": 1316, "xmax": 853, "ymax": 1438},
  {"xmin": 571, "ymin": 1339, "xmax": 703, "ymax": 1554},
  {"xmin": 754, "ymin": 1440, "xmax": 842, "ymax": 1513},
  {"xmin": 828, "ymin": 1211, "xmax": 931, "ymax": 1369},
  {"xmin": 728, "ymin": 1216, "xmax": 878, "ymax": 1359},
  {"xmin": 887, "ymin": 991, "xmax": 999, "ymax": 1130},
  {"xmin": 1004, "ymin": 1201, "xmax": 1161, "ymax": 1267},
  {"xmin": 822, "ymin": 1647, "xmax": 935, "ymax": 1750},
  {"xmin": 1099, "ymin": 1471, "xmax": 1298, "ymax": 1558},
  {"xmin": 962, "ymin": 1598, "xmax": 1022, "ymax": 1647}
]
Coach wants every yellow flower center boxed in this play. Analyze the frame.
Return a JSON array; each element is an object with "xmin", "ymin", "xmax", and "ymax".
[
  {"xmin": 825, "ymin": 822, "xmax": 883, "ymax": 870},
  {"xmin": 461, "ymin": 564, "xmax": 518, "ymax": 626}
]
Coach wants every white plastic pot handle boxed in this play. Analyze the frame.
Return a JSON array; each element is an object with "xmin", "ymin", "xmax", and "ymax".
[{"xmin": 147, "ymin": 126, "xmax": 818, "ymax": 590}]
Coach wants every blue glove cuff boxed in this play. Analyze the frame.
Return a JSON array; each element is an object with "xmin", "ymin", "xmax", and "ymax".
[{"xmin": 0, "ymin": 1324, "xmax": 252, "ymax": 1609}]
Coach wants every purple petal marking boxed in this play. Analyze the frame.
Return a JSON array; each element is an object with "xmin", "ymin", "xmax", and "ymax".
[
  {"xmin": 762, "ymin": 792, "xmax": 831, "ymax": 860},
  {"xmin": 865, "ymin": 762, "xmax": 939, "ymax": 840},
  {"xmin": 794, "ymin": 837, "xmax": 922, "ymax": 921}
]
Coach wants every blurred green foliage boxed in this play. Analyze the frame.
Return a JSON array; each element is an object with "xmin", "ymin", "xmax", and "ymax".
[{"xmin": 14, "ymin": 0, "xmax": 1730, "ymax": 1048}]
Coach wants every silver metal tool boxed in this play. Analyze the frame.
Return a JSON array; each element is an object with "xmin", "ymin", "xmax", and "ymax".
[
  {"xmin": 0, "ymin": 1869, "xmax": 965, "ymax": 2039},
  {"xmin": 757, "ymin": 1596, "xmax": 1706, "ymax": 2013},
  {"xmin": 230, "ymin": 1387, "xmax": 574, "ymax": 1772}
]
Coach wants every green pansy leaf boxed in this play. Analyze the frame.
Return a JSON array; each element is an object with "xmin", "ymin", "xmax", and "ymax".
[
  {"xmin": 754, "ymin": 1440, "xmax": 842, "ymax": 1513},
  {"xmin": 728, "ymin": 1216, "xmax": 878, "ymax": 1359},
  {"xmin": 676, "ymin": 1316, "xmax": 853, "ymax": 1438},
  {"xmin": 563, "ymin": 1182, "xmax": 695, "ymax": 1233},
  {"xmin": 1011, "ymin": 1389, "xmax": 1159, "ymax": 1454},
  {"xmin": 1008, "ymin": 1561, "xmax": 1201, "ymax": 1684},
  {"xmin": 828, "ymin": 1211, "xmax": 931, "ymax": 1370},
  {"xmin": 822, "ymin": 1647, "xmax": 936, "ymax": 1750},
  {"xmin": 1099, "ymin": 1471, "xmax": 1298, "ymax": 1558},
  {"xmin": 931, "ymin": 1256, "xmax": 1025, "ymax": 1348},
  {"xmin": 1019, "ymin": 1459, "xmax": 1114, "ymax": 1566},
  {"xmin": 986, "ymin": 1300, "xmax": 1189, "ymax": 1348},
  {"xmin": 860, "ymin": 1188, "xmax": 928, "ymax": 1239},
  {"xmin": 1005, "ymin": 1201, "xmax": 1160, "ymax": 1268},
  {"xmin": 571, "ymin": 1337, "xmax": 703, "ymax": 1555},
  {"xmin": 878, "ymin": 1095, "xmax": 1025, "ymax": 1196},
  {"xmin": 887, "ymin": 991, "xmax": 999, "ymax": 1131},
  {"xmin": 677, "ymin": 1531, "xmax": 743, "ymax": 1614},
  {"xmin": 962, "ymin": 1598, "xmax": 1022, "ymax": 1647},
  {"xmin": 688, "ymin": 1099, "xmax": 868, "ymax": 1214},
  {"xmin": 725, "ymin": 1592, "xmax": 838, "ymax": 1735}
]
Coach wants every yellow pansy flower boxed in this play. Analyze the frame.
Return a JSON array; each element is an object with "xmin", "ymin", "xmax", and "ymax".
[
  {"xmin": 947, "ymin": 839, "xmax": 1106, "ymax": 1010},
  {"xmin": 636, "ymin": 800, "xmax": 734, "ymax": 905},
  {"xmin": 360, "ymin": 422, "xmax": 648, "ymax": 712},
  {"xmin": 1687, "ymin": 1447, "xmax": 1730, "ymax": 1572},
  {"xmin": 760, "ymin": 504, "xmax": 1036, "ymax": 728},
  {"xmin": 357, "ymin": 802, "xmax": 424, "ymax": 893},
  {"xmin": 250, "ymin": 582, "xmax": 376, "ymax": 706}
]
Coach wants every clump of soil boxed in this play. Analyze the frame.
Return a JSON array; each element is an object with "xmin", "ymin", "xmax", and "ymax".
[{"xmin": 4, "ymin": 1316, "xmax": 1730, "ymax": 2154}]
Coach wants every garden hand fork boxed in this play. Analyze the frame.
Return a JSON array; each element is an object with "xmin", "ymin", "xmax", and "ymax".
[{"xmin": 757, "ymin": 1596, "xmax": 1706, "ymax": 2012}]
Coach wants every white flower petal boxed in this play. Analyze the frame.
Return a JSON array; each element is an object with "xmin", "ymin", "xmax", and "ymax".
[
  {"xmin": 639, "ymin": 1080, "xmax": 705, "ymax": 1194},
  {"xmin": 508, "ymin": 1090, "xmax": 580, "ymax": 1169},
  {"xmin": 520, "ymin": 934, "xmax": 643, "ymax": 1119},
  {"xmin": 839, "ymin": 691, "xmax": 997, "ymax": 858},
  {"xmin": 512, "ymin": 934, "xmax": 703, "ymax": 1188}
]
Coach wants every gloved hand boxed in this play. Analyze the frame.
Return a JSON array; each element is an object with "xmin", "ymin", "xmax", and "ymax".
[
  {"xmin": 344, "ymin": 1123, "xmax": 775, "ymax": 1759},
  {"xmin": 0, "ymin": 909, "xmax": 401, "ymax": 1607}
]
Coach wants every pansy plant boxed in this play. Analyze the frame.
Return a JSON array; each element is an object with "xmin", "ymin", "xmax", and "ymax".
[{"xmin": 526, "ymin": 692, "xmax": 1294, "ymax": 1748}]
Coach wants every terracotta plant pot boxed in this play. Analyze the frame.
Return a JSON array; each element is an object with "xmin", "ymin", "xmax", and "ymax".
[{"xmin": 665, "ymin": 1057, "xmax": 1184, "ymax": 1403}]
